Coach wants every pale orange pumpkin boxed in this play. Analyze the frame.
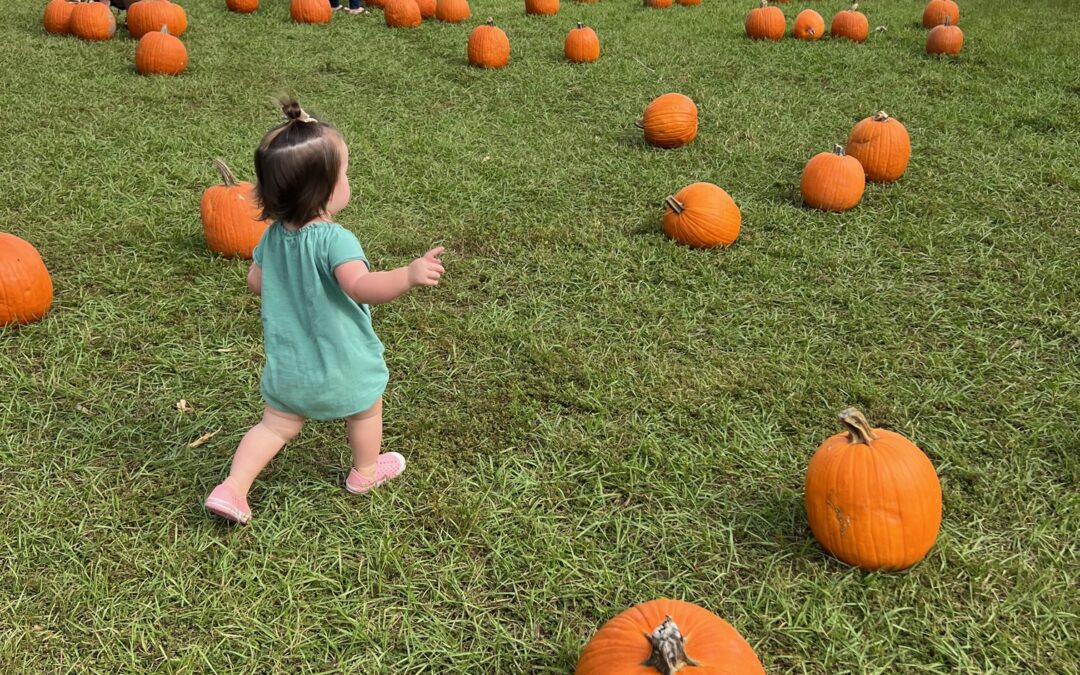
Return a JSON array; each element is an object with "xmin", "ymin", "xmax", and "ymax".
[
  {"xmin": 745, "ymin": 0, "xmax": 785, "ymax": 41},
  {"xmin": 200, "ymin": 160, "xmax": 271, "ymax": 260},
  {"xmin": 638, "ymin": 93, "xmax": 698, "ymax": 149},
  {"xmin": 926, "ymin": 16, "xmax": 963, "ymax": 55},
  {"xmin": 564, "ymin": 22, "xmax": 599, "ymax": 63},
  {"xmin": 435, "ymin": 0, "xmax": 470, "ymax": 22},
  {"xmin": 0, "ymin": 233, "xmax": 54, "ymax": 327},
  {"xmin": 830, "ymin": 2, "xmax": 868, "ymax": 42},
  {"xmin": 467, "ymin": 18, "xmax": 509, "ymax": 69},
  {"xmin": 800, "ymin": 144, "xmax": 865, "ymax": 212},
  {"xmin": 792, "ymin": 9, "xmax": 824, "ymax": 40},
  {"xmin": 805, "ymin": 408, "xmax": 943, "ymax": 571},
  {"xmin": 226, "ymin": 0, "xmax": 260, "ymax": 13},
  {"xmin": 576, "ymin": 599, "xmax": 765, "ymax": 675},
  {"xmin": 135, "ymin": 26, "xmax": 188, "ymax": 76},
  {"xmin": 43, "ymin": 0, "xmax": 77, "ymax": 35},
  {"xmin": 663, "ymin": 183, "xmax": 741, "ymax": 249},
  {"xmin": 846, "ymin": 111, "xmax": 910, "ymax": 182}
]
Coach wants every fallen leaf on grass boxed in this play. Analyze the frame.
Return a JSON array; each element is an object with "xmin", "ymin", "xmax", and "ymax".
[
  {"xmin": 188, "ymin": 429, "xmax": 220, "ymax": 448},
  {"xmin": 215, "ymin": 348, "xmax": 235, "ymax": 353},
  {"xmin": 76, "ymin": 404, "xmax": 92, "ymax": 415},
  {"xmin": 176, "ymin": 400, "xmax": 193, "ymax": 414}
]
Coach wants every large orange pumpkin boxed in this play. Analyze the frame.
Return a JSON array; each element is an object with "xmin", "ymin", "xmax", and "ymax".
[
  {"xmin": 226, "ymin": 0, "xmax": 260, "ymax": 13},
  {"xmin": 638, "ymin": 93, "xmax": 698, "ymax": 149},
  {"xmin": 70, "ymin": 0, "xmax": 116, "ymax": 41},
  {"xmin": 830, "ymin": 2, "xmax": 868, "ymax": 42},
  {"xmin": 43, "ymin": 0, "xmax": 77, "ymax": 35},
  {"xmin": 846, "ymin": 111, "xmax": 910, "ymax": 182},
  {"xmin": 127, "ymin": 0, "xmax": 187, "ymax": 38},
  {"xmin": 435, "ymin": 0, "xmax": 470, "ymax": 22},
  {"xmin": 575, "ymin": 599, "xmax": 765, "ymax": 675},
  {"xmin": 290, "ymin": 0, "xmax": 332, "ymax": 23},
  {"xmin": 926, "ymin": 16, "xmax": 963, "ymax": 55},
  {"xmin": 805, "ymin": 408, "xmax": 943, "ymax": 571},
  {"xmin": 663, "ymin": 183, "xmax": 741, "ymax": 249},
  {"xmin": 801, "ymin": 145, "xmax": 865, "ymax": 212},
  {"xmin": 525, "ymin": 0, "xmax": 558, "ymax": 15},
  {"xmin": 135, "ymin": 26, "xmax": 188, "ymax": 75},
  {"xmin": 564, "ymin": 22, "xmax": 599, "ymax": 63},
  {"xmin": 200, "ymin": 160, "xmax": 270, "ymax": 260},
  {"xmin": 745, "ymin": 0, "xmax": 784, "ymax": 41},
  {"xmin": 922, "ymin": 0, "xmax": 958, "ymax": 28},
  {"xmin": 0, "ymin": 233, "xmax": 54, "ymax": 327},
  {"xmin": 467, "ymin": 18, "xmax": 509, "ymax": 68},
  {"xmin": 414, "ymin": 0, "xmax": 436, "ymax": 19},
  {"xmin": 385, "ymin": 0, "xmax": 422, "ymax": 27},
  {"xmin": 792, "ymin": 9, "xmax": 824, "ymax": 40}
]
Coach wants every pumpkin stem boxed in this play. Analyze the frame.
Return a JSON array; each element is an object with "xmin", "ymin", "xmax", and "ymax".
[
  {"xmin": 663, "ymin": 196, "xmax": 684, "ymax": 215},
  {"xmin": 839, "ymin": 408, "xmax": 879, "ymax": 445},
  {"xmin": 943, "ymin": 15, "xmax": 951, "ymax": 26},
  {"xmin": 833, "ymin": 144, "xmax": 845, "ymax": 156},
  {"xmin": 577, "ymin": 22, "xmax": 584, "ymax": 29},
  {"xmin": 851, "ymin": 2, "xmax": 859, "ymax": 11},
  {"xmin": 759, "ymin": 0, "xmax": 768, "ymax": 7},
  {"xmin": 486, "ymin": 16, "xmax": 495, "ymax": 25},
  {"xmin": 161, "ymin": 24, "xmax": 170, "ymax": 36},
  {"xmin": 642, "ymin": 617, "xmax": 699, "ymax": 675},
  {"xmin": 634, "ymin": 119, "xmax": 645, "ymax": 130},
  {"xmin": 873, "ymin": 111, "xmax": 890, "ymax": 121},
  {"xmin": 212, "ymin": 159, "xmax": 239, "ymax": 187}
]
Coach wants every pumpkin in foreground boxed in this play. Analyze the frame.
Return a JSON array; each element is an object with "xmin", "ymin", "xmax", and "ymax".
[
  {"xmin": 135, "ymin": 26, "xmax": 188, "ymax": 76},
  {"xmin": 638, "ymin": 93, "xmax": 698, "ymax": 149},
  {"xmin": 70, "ymin": 0, "xmax": 117, "ymax": 41},
  {"xmin": 436, "ymin": 0, "xmax": 470, "ymax": 22},
  {"xmin": 926, "ymin": 16, "xmax": 963, "ymax": 55},
  {"xmin": 846, "ymin": 111, "xmax": 911, "ymax": 182},
  {"xmin": 564, "ymin": 22, "xmax": 599, "ymax": 63},
  {"xmin": 128, "ymin": 0, "xmax": 188, "ymax": 38},
  {"xmin": 290, "ymin": 0, "xmax": 332, "ymax": 23},
  {"xmin": 745, "ymin": 0, "xmax": 785, "ymax": 41},
  {"xmin": 200, "ymin": 160, "xmax": 270, "ymax": 260},
  {"xmin": 575, "ymin": 598, "xmax": 765, "ymax": 675},
  {"xmin": 385, "ymin": 0, "xmax": 422, "ymax": 27},
  {"xmin": 830, "ymin": 2, "xmax": 868, "ymax": 42},
  {"xmin": 663, "ymin": 182, "xmax": 741, "ymax": 249},
  {"xmin": 805, "ymin": 408, "xmax": 943, "ymax": 571},
  {"xmin": 792, "ymin": 9, "xmax": 824, "ymax": 41},
  {"xmin": 922, "ymin": 0, "xmax": 959, "ymax": 28},
  {"xmin": 468, "ymin": 18, "xmax": 510, "ymax": 69},
  {"xmin": 800, "ymin": 144, "xmax": 865, "ymax": 211},
  {"xmin": 0, "ymin": 233, "xmax": 54, "ymax": 327},
  {"xmin": 43, "ymin": 0, "xmax": 76, "ymax": 35}
]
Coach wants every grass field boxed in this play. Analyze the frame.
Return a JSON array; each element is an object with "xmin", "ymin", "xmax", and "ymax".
[{"xmin": 2, "ymin": 0, "xmax": 1079, "ymax": 672}]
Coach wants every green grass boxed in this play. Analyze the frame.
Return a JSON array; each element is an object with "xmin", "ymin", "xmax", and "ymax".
[{"xmin": 2, "ymin": 0, "xmax": 1079, "ymax": 671}]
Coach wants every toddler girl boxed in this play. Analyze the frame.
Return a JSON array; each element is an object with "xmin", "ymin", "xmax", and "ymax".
[{"xmin": 205, "ymin": 99, "xmax": 445, "ymax": 525}]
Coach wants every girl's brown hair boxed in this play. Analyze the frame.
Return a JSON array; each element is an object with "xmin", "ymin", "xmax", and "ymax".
[{"xmin": 254, "ymin": 99, "xmax": 342, "ymax": 228}]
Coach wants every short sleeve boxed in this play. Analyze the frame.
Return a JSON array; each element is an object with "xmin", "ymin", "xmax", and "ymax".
[
  {"xmin": 326, "ymin": 225, "xmax": 369, "ymax": 272},
  {"xmin": 252, "ymin": 225, "xmax": 271, "ymax": 266}
]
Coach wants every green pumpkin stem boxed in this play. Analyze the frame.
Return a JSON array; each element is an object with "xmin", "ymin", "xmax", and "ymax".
[
  {"xmin": 663, "ymin": 195, "xmax": 684, "ymax": 215},
  {"xmin": 839, "ymin": 408, "xmax": 879, "ymax": 445},
  {"xmin": 642, "ymin": 617, "xmax": 699, "ymax": 675},
  {"xmin": 212, "ymin": 159, "xmax": 239, "ymax": 187}
]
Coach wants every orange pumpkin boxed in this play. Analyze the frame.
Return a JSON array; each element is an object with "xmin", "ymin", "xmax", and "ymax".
[
  {"xmin": 638, "ymin": 93, "xmax": 698, "ymax": 149},
  {"xmin": 525, "ymin": 0, "xmax": 558, "ymax": 15},
  {"xmin": 135, "ymin": 25, "xmax": 187, "ymax": 75},
  {"xmin": 575, "ymin": 599, "xmax": 765, "ymax": 675},
  {"xmin": 435, "ymin": 0, "xmax": 470, "ymax": 22},
  {"xmin": 200, "ymin": 160, "xmax": 271, "ymax": 260},
  {"xmin": 43, "ymin": 0, "xmax": 77, "ymax": 35},
  {"xmin": 564, "ymin": 22, "xmax": 599, "ymax": 63},
  {"xmin": 676, "ymin": 0, "xmax": 702, "ymax": 5},
  {"xmin": 800, "ymin": 144, "xmax": 865, "ymax": 212},
  {"xmin": 926, "ymin": 16, "xmax": 963, "ymax": 55},
  {"xmin": 805, "ymin": 408, "xmax": 943, "ymax": 571},
  {"xmin": 290, "ymin": 0, "xmax": 332, "ymax": 23},
  {"xmin": 226, "ymin": 0, "xmax": 260, "ymax": 13},
  {"xmin": 644, "ymin": 0, "xmax": 673, "ymax": 7},
  {"xmin": 663, "ymin": 183, "xmax": 741, "ymax": 249},
  {"xmin": 745, "ymin": 0, "xmax": 785, "ymax": 41},
  {"xmin": 846, "ymin": 111, "xmax": 910, "ymax": 182},
  {"xmin": 792, "ymin": 9, "xmax": 823, "ymax": 40},
  {"xmin": 127, "ymin": 0, "xmax": 187, "ymax": 38},
  {"xmin": 414, "ymin": 0, "xmax": 436, "ymax": 19},
  {"xmin": 468, "ymin": 18, "xmax": 509, "ymax": 69},
  {"xmin": 70, "ymin": 0, "xmax": 116, "ymax": 41},
  {"xmin": 922, "ymin": 0, "xmax": 958, "ymax": 28},
  {"xmin": 830, "ymin": 2, "xmax": 868, "ymax": 42},
  {"xmin": 0, "ymin": 233, "xmax": 54, "ymax": 327},
  {"xmin": 385, "ymin": 0, "xmax": 421, "ymax": 27}
]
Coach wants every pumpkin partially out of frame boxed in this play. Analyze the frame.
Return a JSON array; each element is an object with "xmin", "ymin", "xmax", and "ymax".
[
  {"xmin": 800, "ymin": 144, "xmax": 865, "ymax": 211},
  {"xmin": 644, "ymin": 0, "xmax": 674, "ymax": 8},
  {"xmin": 43, "ymin": 0, "xmax": 77, "ymax": 35},
  {"xmin": 922, "ymin": 0, "xmax": 959, "ymax": 28},
  {"xmin": 200, "ymin": 160, "xmax": 271, "ymax": 260},
  {"xmin": 468, "ymin": 18, "xmax": 510, "ymax": 69},
  {"xmin": 290, "ymin": 0, "xmax": 332, "ymax": 24},
  {"xmin": 676, "ymin": 0, "xmax": 702, "ymax": 6},
  {"xmin": 663, "ymin": 182, "xmax": 741, "ymax": 249},
  {"xmin": 564, "ymin": 22, "xmax": 599, "ymax": 63},
  {"xmin": 414, "ymin": 0, "xmax": 436, "ymax": 19},
  {"xmin": 792, "ymin": 9, "xmax": 824, "ymax": 40},
  {"xmin": 805, "ymin": 408, "xmax": 943, "ymax": 571},
  {"xmin": 745, "ymin": 0, "xmax": 785, "ymax": 41},
  {"xmin": 575, "ymin": 599, "xmax": 765, "ymax": 675},
  {"xmin": 70, "ymin": 0, "xmax": 117, "ymax": 41},
  {"xmin": 226, "ymin": 0, "xmax": 260, "ymax": 13},
  {"xmin": 385, "ymin": 0, "xmax": 422, "ymax": 27},
  {"xmin": 525, "ymin": 0, "xmax": 559, "ymax": 16},
  {"xmin": 638, "ymin": 93, "xmax": 698, "ymax": 149},
  {"xmin": 128, "ymin": 0, "xmax": 188, "ymax": 39},
  {"xmin": 830, "ymin": 2, "xmax": 868, "ymax": 42},
  {"xmin": 846, "ymin": 111, "xmax": 911, "ymax": 182},
  {"xmin": 926, "ymin": 16, "xmax": 963, "ymax": 55},
  {"xmin": 0, "ymin": 233, "xmax": 54, "ymax": 327},
  {"xmin": 436, "ymin": 0, "xmax": 470, "ymax": 22},
  {"xmin": 135, "ymin": 26, "xmax": 188, "ymax": 76}
]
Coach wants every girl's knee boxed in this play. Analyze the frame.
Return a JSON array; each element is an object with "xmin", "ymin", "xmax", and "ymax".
[
  {"xmin": 262, "ymin": 407, "xmax": 304, "ymax": 442},
  {"xmin": 347, "ymin": 398, "xmax": 382, "ymax": 422}
]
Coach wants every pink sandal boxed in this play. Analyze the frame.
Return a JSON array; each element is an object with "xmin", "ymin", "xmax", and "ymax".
[
  {"xmin": 346, "ymin": 452, "xmax": 406, "ymax": 494},
  {"xmin": 205, "ymin": 483, "xmax": 251, "ymax": 524}
]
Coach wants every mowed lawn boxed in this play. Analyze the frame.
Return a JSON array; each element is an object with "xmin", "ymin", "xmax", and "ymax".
[{"xmin": 2, "ymin": 0, "xmax": 1078, "ymax": 671}]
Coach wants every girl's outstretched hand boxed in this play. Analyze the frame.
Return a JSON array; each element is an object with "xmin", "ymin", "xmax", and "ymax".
[{"xmin": 408, "ymin": 247, "xmax": 446, "ymax": 288}]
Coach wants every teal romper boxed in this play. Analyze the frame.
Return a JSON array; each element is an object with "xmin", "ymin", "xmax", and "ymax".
[{"xmin": 252, "ymin": 222, "xmax": 389, "ymax": 420}]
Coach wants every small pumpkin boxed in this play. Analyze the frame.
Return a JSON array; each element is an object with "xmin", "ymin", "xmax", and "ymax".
[
  {"xmin": 676, "ymin": 0, "xmax": 702, "ymax": 5},
  {"xmin": 805, "ymin": 408, "xmax": 943, "ymax": 571},
  {"xmin": 200, "ymin": 160, "xmax": 271, "ymax": 260},
  {"xmin": 384, "ymin": 0, "xmax": 421, "ymax": 27},
  {"xmin": 43, "ymin": 0, "xmax": 77, "ymax": 35},
  {"xmin": 800, "ymin": 144, "xmax": 865, "ymax": 212},
  {"xmin": 926, "ymin": 16, "xmax": 963, "ymax": 55},
  {"xmin": 468, "ymin": 18, "xmax": 509, "ymax": 69},
  {"xmin": 644, "ymin": 0, "xmax": 673, "ymax": 8},
  {"xmin": 226, "ymin": 0, "xmax": 259, "ymax": 14},
  {"xmin": 135, "ymin": 25, "xmax": 187, "ymax": 75},
  {"xmin": 564, "ymin": 22, "xmax": 599, "ymax": 63},
  {"xmin": 0, "ymin": 233, "xmax": 54, "ymax": 327},
  {"xmin": 830, "ymin": 2, "xmax": 868, "ymax": 42},
  {"xmin": 127, "ymin": 0, "xmax": 187, "ymax": 39},
  {"xmin": 414, "ymin": 0, "xmax": 436, "ymax": 19},
  {"xmin": 638, "ymin": 93, "xmax": 698, "ymax": 149},
  {"xmin": 525, "ymin": 0, "xmax": 559, "ymax": 15},
  {"xmin": 663, "ymin": 183, "xmax": 741, "ymax": 249},
  {"xmin": 922, "ymin": 0, "xmax": 958, "ymax": 28},
  {"xmin": 290, "ymin": 0, "xmax": 332, "ymax": 23},
  {"xmin": 792, "ymin": 9, "xmax": 824, "ymax": 40},
  {"xmin": 575, "ymin": 599, "xmax": 765, "ymax": 675},
  {"xmin": 70, "ymin": 0, "xmax": 116, "ymax": 41},
  {"xmin": 745, "ymin": 0, "xmax": 785, "ymax": 41},
  {"xmin": 435, "ymin": 0, "xmax": 470, "ymax": 22},
  {"xmin": 846, "ymin": 111, "xmax": 910, "ymax": 182}
]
